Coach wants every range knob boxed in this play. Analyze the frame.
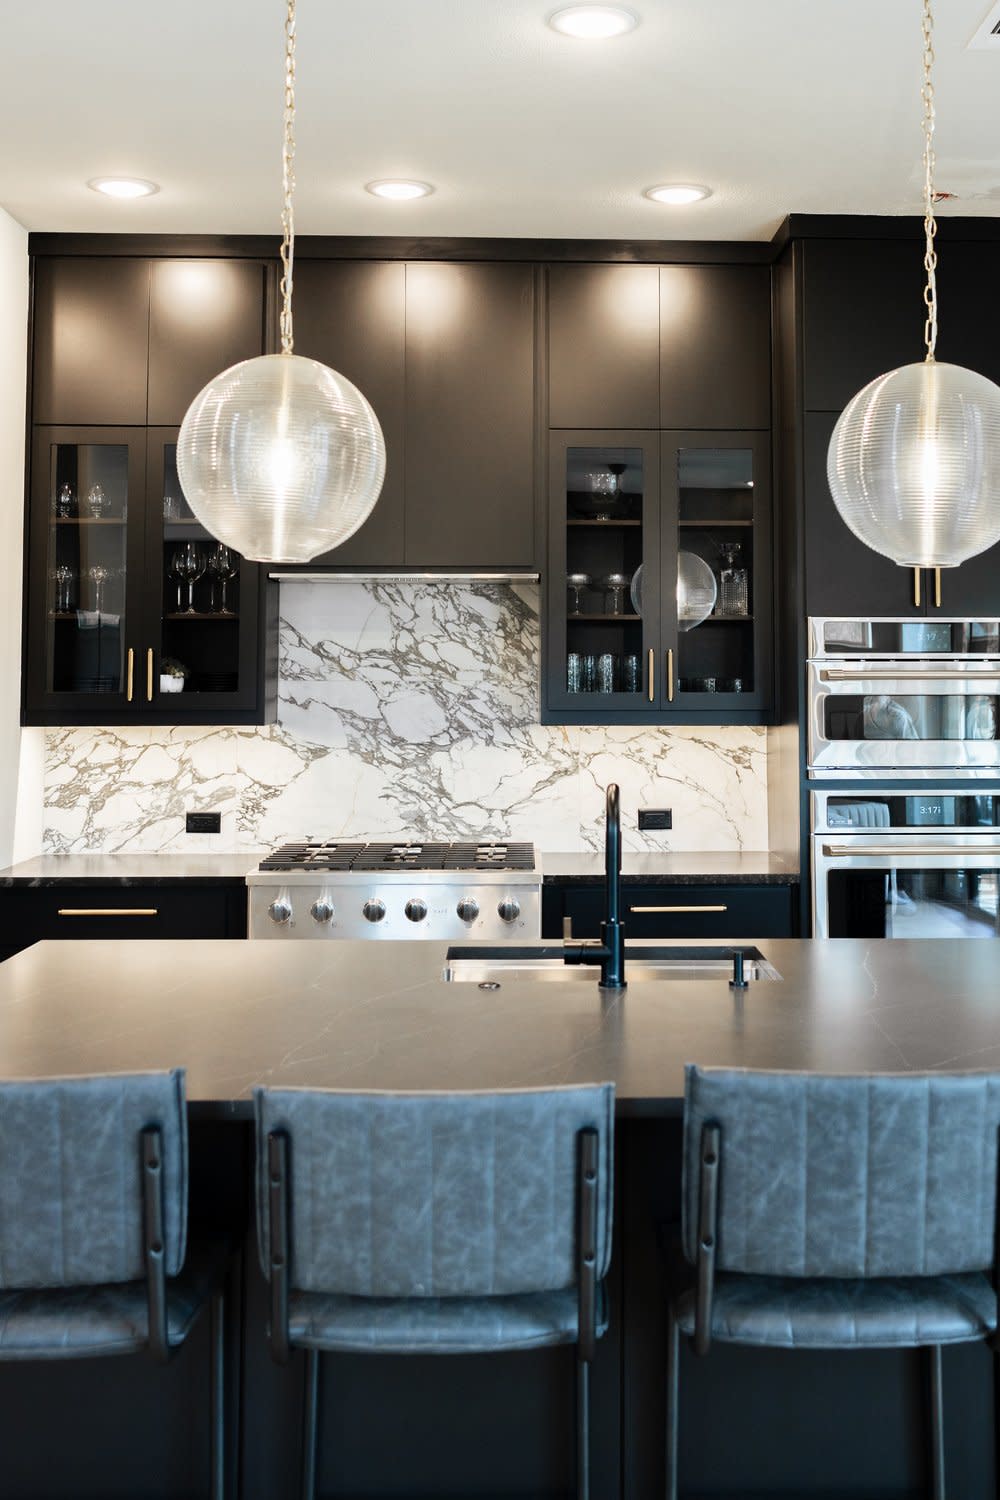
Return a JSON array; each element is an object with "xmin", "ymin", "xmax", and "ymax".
[
  {"xmin": 362, "ymin": 898, "xmax": 387, "ymax": 924},
  {"xmin": 456, "ymin": 897, "xmax": 480, "ymax": 923},
  {"xmin": 310, "ymin": 897, "xmax": 334, "ymax": 924},
  {"xmin": 404, "ymin": 898, "xmax": 428, "ymax": 923},
  {"xmin": 267, "ymin": 897, "xmax": 292, "ymax": 925},
  {"xmin": 497, "ymin": 897, "xmax": 521, "ymax": 924}
]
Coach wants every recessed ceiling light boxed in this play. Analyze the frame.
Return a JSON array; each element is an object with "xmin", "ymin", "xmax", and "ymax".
[
  {"xmin": 365, "ymin": 180, "xmax": 434, "ymax": 201},
  {"xmin": 548, "ymin": 5, "xmax": 639, "ymax": 38},
  {"xmin": 87, "ymin": 177, "xmax": 159, "ymax": 199},
  {"xmin": 643, "ymin": 184, "xmax": 712, "ymax": 205}
]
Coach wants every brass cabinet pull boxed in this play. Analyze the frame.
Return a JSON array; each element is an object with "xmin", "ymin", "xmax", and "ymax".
[
  {"xmin": 913, "ymin": 568, "xmax": 921, "ymax": 608},
  {"xmin": 57, "ymin": 908, "xmax": 159, "ymax": 917},
  {"xmin": 647, "ymin": 648, "xmax": 654, "ymax": 703},
  {"xmin": 934, "ymin": 566, "xmax": 942, "ymax": 608},
  {"xmin": 629, "ymin": 904, "xmax": 728, "ymax": 914},
  {"xmin": 126, "ymin": 648, "xmax": 134, "ymax": 703},
  {"xmin": 147, "ymin": 648, "xmax": 154, "ymax": 701},
  {"xmin": 667, "ymin": 648, "xmax": 675, "ymax": 702}
]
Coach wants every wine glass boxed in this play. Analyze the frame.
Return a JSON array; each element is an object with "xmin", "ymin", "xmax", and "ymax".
[
  {"xmin": 602, "ymin": 572, "xmax": 631, "ymax": 616},
  {"xmin": 566, "ymin": 572, "xmax": 591, "ymax": 615},
  {"xmin": 52, "ymin": 564, "xmax": 74, "ymax": 612},
  {"xmin": 87, "ymin": 564, "xmax": 109, "ymax": 613},
  {"xmin": 86, "ymin": 483, "xmax": 109, "ymax": 519},
  {"xmin": 208, "ymin": 544, "xmax": 239, "ymax": 614},
  {"xmin": 173, "ymin": 543, "xmax": 205, "ymax": 614},
  {"xmin": 55, "ymin": 482, "xmax": 75, "ymax": 519}
]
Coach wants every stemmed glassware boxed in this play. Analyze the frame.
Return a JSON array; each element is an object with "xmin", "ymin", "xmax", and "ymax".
[
  {"xmin": 86, "ymin": 484, "xmax": 109, "ymax": 519},
  {"xmin": 87, "ymin": 564, "xmax": 109, "ymax": 613},
  {"xmin": 208, "ymin": 544, "xmax": 239, "ymax": 614},
  {"xmin": 52, "ymin": 564, "xmax": 74, "ymax": 612},
  {"xmin": 173, "ymin": 543, "xmax": 205, "ymax": 614},
  {"xmin": 566, "ymin": 572, "xmax": 591, "ymax": 615},
  {"xmin": 55, "ymin": 482, "xmax": 75, "ymax": 519},
  {"xmin": 602, "ymin": 572, "xmax": 631, "ymax": 616}
]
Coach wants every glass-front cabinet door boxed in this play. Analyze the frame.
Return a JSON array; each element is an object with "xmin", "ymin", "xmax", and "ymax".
[
  {"xmin": 660, "ymin": 431, "xmax": 772, "ymax": 715},
  {"xmin": 26, "ymin": 428, "xmax": 147, "ymax": 719},
  {"xmin": 144, "ymin": 431, "xmax": 260, "ymax": 715},
  {"xmin": 547, "ymin": 432, "xmax": 661, "ymax": 713}
]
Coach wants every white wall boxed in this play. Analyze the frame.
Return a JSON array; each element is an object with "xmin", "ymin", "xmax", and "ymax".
[{"xmin": 0, "ymin": 206, "xmax": 41, "ymax": 868}]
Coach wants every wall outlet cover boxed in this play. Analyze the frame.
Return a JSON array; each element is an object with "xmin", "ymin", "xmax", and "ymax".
[
  {"xmin": 638, "ymin": 808, "xmax": 672, "ymax": 830},
  {"xmin": 186, "ymin": 811, "xmax": 221, "ymax": 834}
]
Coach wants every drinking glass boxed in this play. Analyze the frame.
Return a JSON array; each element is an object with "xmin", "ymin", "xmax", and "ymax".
[
  {"xmin": 55, "ymin": 482, "xmax": 75, "ymax": 519},
  {"xmin": 602, "ymin": 572, "xmax": 630, "ymax": 615},
  {"xmin": 52, "ymin": 564, "xmax": 74, "ymax": 612},
  {"xmin": 208, "ymin": 544, "xmax": 239, "ymax": 613},
  {"xmin": 622, "ymin": 653, "xmax": 641, "ymax": 693},
  {"xmin": 567, "ymin": 653, "xmax": 583, "ymax": 694},
  {"xmin": 86, "ymin": 483, "xmax": 109, "ymax": 519},
  {"xmin": 581, "ymin": 654, "xmax": 598, "ymax": 693},
  {"xmin": 173, "ymin": 543, "xmax": 205, "ymax": 613},
  {"xmin": 87, "ymin": 564, "xmax": 109, "ymax": 612},
  {"xmin": 566, "ymin": 572, "xmax": 591, "ymax": 615},
  {"xmin": 597, "ymin": 653, "xmax": 616, "ymax": 693},
  {"xmin": 163, "ymin": 492, "xmax": 181, "ymax": 522}
]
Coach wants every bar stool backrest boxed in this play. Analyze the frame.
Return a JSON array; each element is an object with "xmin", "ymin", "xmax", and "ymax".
[
  {"xmin": 255, "ymin": 1084, "xmax": 614, "ymax": 1297},
  {"xmin": 683, "ymin": 1065, "xmax": 1000, "ymax": 1278},
  {"xmin": 0, "ymin": 1070, "xmax": 188, "ymax": 1289}
]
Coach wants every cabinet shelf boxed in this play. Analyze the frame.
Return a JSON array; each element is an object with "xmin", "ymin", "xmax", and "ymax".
[
  {"xmin": 52, "ymin": 517, "xmax": 126, "ymax": 526},
  {"xmin": 567, "ymin": 518, "xmax": 642, "ymax": 528},
  {"xmin": 568, "ymin": 612, "xmax": 640, "ymax": 623},
  {"xmin": 704, "ymin": 614, "xmax": 754, "ymax": 624},
  {"xmin": 678, "ymin": 518, "xmax": 753, "ymax": 528},
  {"xmin": 163, "ymin": 612, "xmax": 239, "ymax": 621}
]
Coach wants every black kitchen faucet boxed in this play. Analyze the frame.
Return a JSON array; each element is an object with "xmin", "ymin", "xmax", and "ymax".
[{"xmin": 563, "ymin": 783, "xmax": 627, "ymax": 989}]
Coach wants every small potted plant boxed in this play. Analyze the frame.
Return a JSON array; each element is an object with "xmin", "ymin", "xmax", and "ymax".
[{"xmin": 159, "ymin": 657, "xmax": 189, "ymax": 694}]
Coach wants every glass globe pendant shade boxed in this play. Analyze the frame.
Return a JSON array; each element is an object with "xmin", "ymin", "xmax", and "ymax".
[
  {"xmin": 827, "ymin": 360, "xmax": 1000, "ymax": 569},
  {"xmin": 677, "ymin": 550, "xmax": 717, "ymax": 632},
  {"xmin": 176, "ymin": 352, "xmax": 386, "ymax": 563}
]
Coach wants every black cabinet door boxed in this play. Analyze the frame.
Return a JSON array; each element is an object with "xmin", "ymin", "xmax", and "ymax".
[
  {"xmin": 660, "ymin": 266, "xmax": 771, "ymax": 429},
  {"xmin": 548, "ymin": 264, "xmax": 660, "ymax": 430},
  {"xmin": 32, "ymin": 258, "xmax": 150, "ymax": 426},
  {"xmin": 404, "ymin": 262, "xmax": 536, "ymax": 568},
  {"xmin": 290, "ymin": 260, "xmax": 406, "ymax": 567},
  {"xmin": 147, "ymin": 259, "xmax": 267, "ymax": 425},
  {"xmin": 804, "ymin": 410, "xmax": 925, "ymax": 618}
]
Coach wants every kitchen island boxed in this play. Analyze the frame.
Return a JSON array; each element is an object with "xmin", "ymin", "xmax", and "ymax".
[{"xmin": 0, "ymin": 935, "xmax": 996, "ymax": 1500}]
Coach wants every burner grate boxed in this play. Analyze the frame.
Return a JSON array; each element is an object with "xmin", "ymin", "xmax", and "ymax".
[
  {"xmin": 350, "ymin": 843, "xmax": 451, "ymax": 871},
  {"xmin": 257, "ymin": 842, "xmax": 366, "ymax": 871},
  {"xmin": 258, "ymin": 840, "xmax": 535, "ymax": 873},
  {"xmin": 443, "ymin": 842, "xmax": 535, "ymax": 871}
]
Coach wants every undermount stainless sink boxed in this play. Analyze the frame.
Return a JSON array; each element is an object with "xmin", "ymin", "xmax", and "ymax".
[{"xmin": 444, "ymin": 945, "xmax": 781, "ymax": 984}]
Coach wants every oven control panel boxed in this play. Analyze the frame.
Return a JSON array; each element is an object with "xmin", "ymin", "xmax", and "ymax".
[{"xmin": 249, "ymin": 883, "xmax": 541, "ymax": 941}]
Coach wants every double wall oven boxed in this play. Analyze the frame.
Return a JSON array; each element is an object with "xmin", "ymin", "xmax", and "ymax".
[{"xmin": 808, "ymin": 619, "xmax": 1000, "ymax": 939}]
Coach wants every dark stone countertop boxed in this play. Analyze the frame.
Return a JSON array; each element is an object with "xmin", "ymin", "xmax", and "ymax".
[
  {"xmin": 0, "ymin": 937, "xmax": 992, "ymax": 1120},
  {"xmin": 0, "ymin": 854, "xmax": 262, "ymax": 886},
  {"xmin": 540, "ymin": 851, "xmax": 799, "ymax": 884}
]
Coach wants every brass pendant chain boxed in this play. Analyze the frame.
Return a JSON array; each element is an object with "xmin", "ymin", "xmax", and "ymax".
[
  {"xmin": 279, "ymin": 0, "xmax": 297, "ymax": 356},
  {"xmin": 921, "ymin": 0, "xmax": 938, "ymax": 362}
]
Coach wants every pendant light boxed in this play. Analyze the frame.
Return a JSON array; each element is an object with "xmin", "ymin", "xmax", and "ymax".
[
  {"xmin": 176, "ymin": 0, "xmax": 386, "ymax": 563},
  {"xmin": 676, "ymin": 551, "xmax": 716, "ymax": 632},
  {"xmin": 826, "ymin": 0, "xmax": 1000, "ymax": 570}
]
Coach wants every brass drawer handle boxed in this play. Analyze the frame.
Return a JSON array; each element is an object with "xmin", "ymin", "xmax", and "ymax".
[
  {"xmin": 57, "ymin": 908, "xmax": 159, "ymax": 917},
  {"xmin": 667, "ymin": 647, "xmax": 674, "ymax": 702},
  {"xmin": 147, "ymin": 647, "xmax": 154, "ymax": 702},
  {"xmin": 126, "ymin": 648, "xmax": 134, "ymax": 703},
  {"xmin": 934, "ymin": 566, "xmax": 942, "ymax": 609},
  {"xmin": 647, "ymin": 648, "xmax": 654, "ymax": 703},
  {"xmin": 629, "ymin": 904, "xmax": 728, "ymax": 914},
  {"xmin": 913, "ymin": 567, "xmax": 921, "ymax": 608}
]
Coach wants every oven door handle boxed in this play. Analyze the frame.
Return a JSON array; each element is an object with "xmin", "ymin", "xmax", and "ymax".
[
  {"xmin": 822, "ymin": 842, "xmax": 997, "ymax": 858},
  {"xmin": 818, "ymin": 667, "xmax": 1000, "ymax": 683}
]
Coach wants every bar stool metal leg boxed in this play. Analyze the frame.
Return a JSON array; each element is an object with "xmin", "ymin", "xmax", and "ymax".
[
  {"xmin": 301, "ymin": 1348, "xmax": 321, "ymax": 1500},
  {"xmin": 925, "ymin": 1344, "xmax": 945, "ymax": 1500},
  {"xmin": 576, "ymin": 1356, "xmax": 590, "ymax": 1500},
  {"xmin": 666, "ymin": 1304, "xmax": 680, "ymax": 1500},
  {"xmin": 209, "ymin": 1286, "xmax": 225, "ymax": 1500}
]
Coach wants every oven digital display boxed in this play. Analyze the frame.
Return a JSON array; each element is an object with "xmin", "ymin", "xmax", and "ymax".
[{"xmin": 826, "ymin": 795, "xmax": 1000, "ymax": 830}]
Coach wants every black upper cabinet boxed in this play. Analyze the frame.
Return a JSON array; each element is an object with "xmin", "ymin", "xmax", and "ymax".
[
  {"xmin": 291, "ymin": 260, "xmax": 406, "ymax": 567},
  {"xmin": 548, "ymin": 265, "xmax": 660, "ymax": 430},
  {"xmin": 404, "ymin": 262, "xmax": 536, "ymax": 568},
  {"xmin": 32, "ymin": 258, "xmax": 150, "ymax": 426},
  {"xmin": 659, "ymin": 266, "xmax": 771, "ymax": 429},
  {"xmin": 147, "ymin": 260, "xmax": 267, "ymax": 424}
]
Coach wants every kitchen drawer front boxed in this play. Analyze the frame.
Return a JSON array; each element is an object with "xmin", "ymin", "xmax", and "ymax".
[
  {"xmin": 0, "ymin": 885, "xmax": 248, "ymax": 958},
  {"xmin": 545, "ymin": 882, "xmax": 796, "ymax": 939}
]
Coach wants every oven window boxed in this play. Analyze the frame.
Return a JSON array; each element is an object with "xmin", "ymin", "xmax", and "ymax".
[
  {"xmin": 827, "ymin": 868, "xmax": 1000, "ymax": 938},
  {"xmin": 823, "ymin": 695, "xmax": 1000, "ymax": 742}
]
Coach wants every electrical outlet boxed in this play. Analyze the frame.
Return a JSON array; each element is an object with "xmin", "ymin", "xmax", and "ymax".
[
  {"xmin": 638, "ymin": 808, "xmax": 672, "ymax": 831},
  {"xmin": 186, "ymin": 811, "xmax": 221, "ymax": 834}
]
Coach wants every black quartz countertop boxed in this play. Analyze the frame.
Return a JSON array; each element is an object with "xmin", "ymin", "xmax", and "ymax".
[
  {"xmin": 0, "ymin": 937, "xmax": 990, "ymax": 1120},
  {"xmin": 541, "ymin": 851, "xmax": 799, "ymax": 884},
  {"xmin": 0, "ymin": 854, "xmax": 261, "ymax": 886}
]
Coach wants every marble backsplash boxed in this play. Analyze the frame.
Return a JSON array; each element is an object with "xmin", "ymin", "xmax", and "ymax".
[{"xmin": 43, "ymin": 582, "xmax": 768, "ymax": 855}]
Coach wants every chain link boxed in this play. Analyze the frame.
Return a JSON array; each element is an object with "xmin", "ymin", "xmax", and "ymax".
[
  {"xmin": 279, "ymin": 0, "xmax": 296, "ymax": 355},
  {"xmin": 921, "ymin": 0, "xmax": 938, "ymax": 361}
]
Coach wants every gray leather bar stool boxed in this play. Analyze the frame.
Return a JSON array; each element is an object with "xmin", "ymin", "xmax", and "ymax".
[
  {"xmin": 665, "ymin": 1065, "xmax": 1000, "ymax": 1500},
  {"xmin": 0, "ymin": 1069, "xmax": 233, "ymax": 1499},
  {"xmin": 254, "ymin": 1082, "xmax": 615, "ymax": 1500}
]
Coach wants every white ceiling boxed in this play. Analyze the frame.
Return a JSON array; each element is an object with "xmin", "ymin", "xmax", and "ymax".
[{"xmin": 2, "ymin": 0, "xmax": 999, "ymax": 240}]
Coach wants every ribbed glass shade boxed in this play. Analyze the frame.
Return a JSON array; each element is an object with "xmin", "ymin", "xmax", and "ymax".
[
  {"xmin": 176, "ymin": 353, "xmax": 386, "ymax": 563},
  {"xmin": 677, "ymin": 550, "xmax": 717, "ymax": 632},
  {"xmin": 828, "ymin": 360, "xmax": 1000, "ymax": 568}
]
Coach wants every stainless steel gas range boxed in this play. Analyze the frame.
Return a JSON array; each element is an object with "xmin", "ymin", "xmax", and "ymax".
[{"xmin": 247, "ymin": 841, "xmax": 541, "ymax": 940}]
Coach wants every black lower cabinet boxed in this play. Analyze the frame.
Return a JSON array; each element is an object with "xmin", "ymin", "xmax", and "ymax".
[
  {"xmin": 543, "ymin": 880, "xmax": 798, "ymax": 940},
  {"xmin": 0, "ymin": 883, "xmax": 247, "ymax": 960}
]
